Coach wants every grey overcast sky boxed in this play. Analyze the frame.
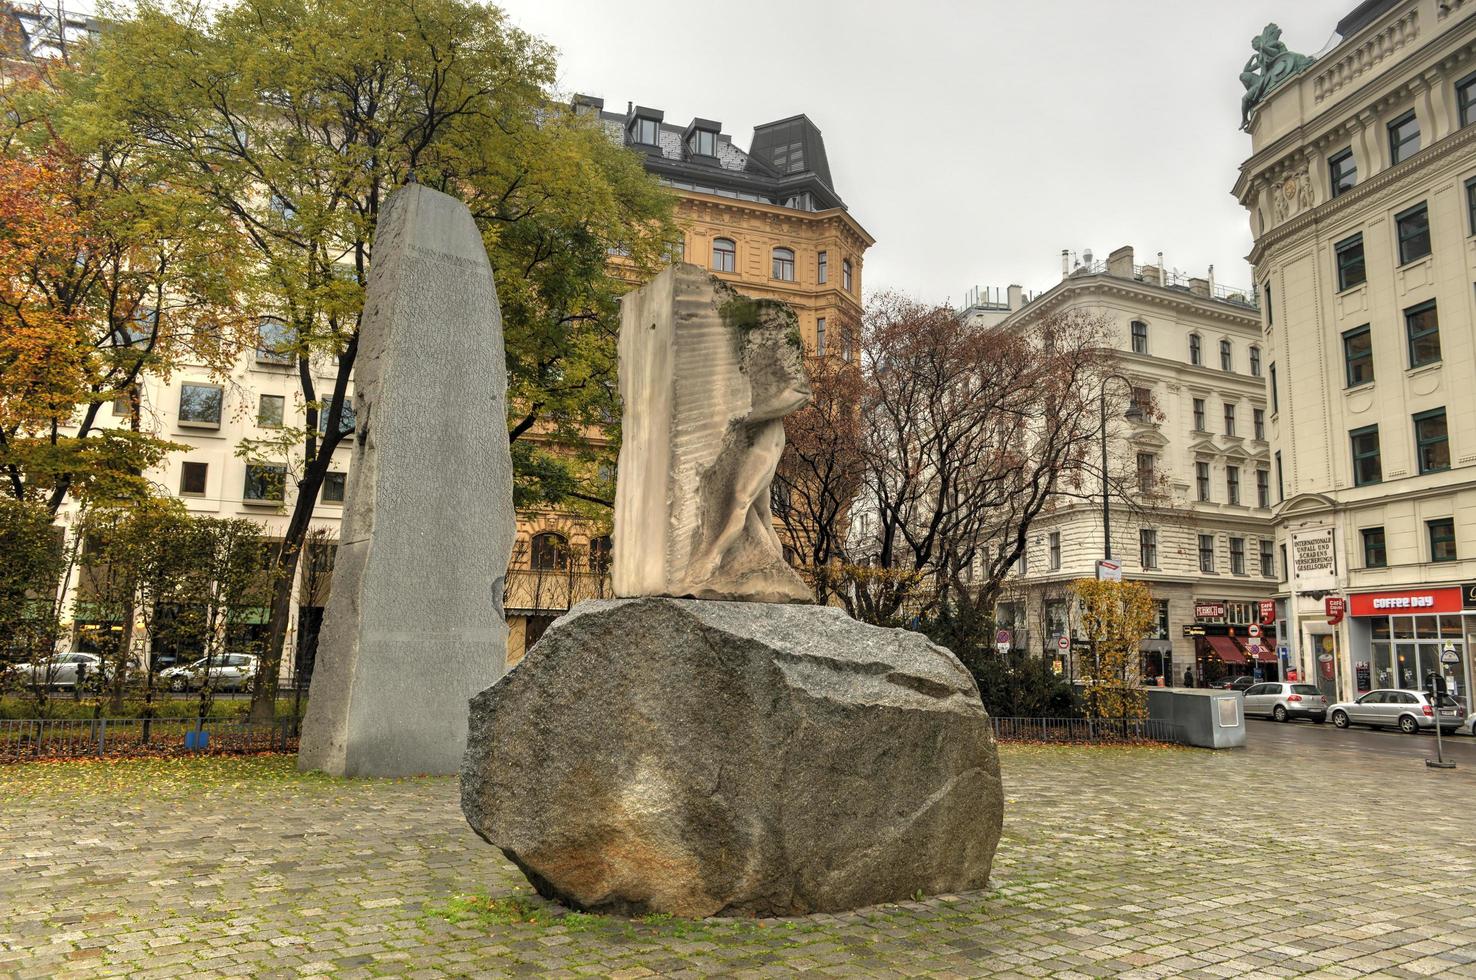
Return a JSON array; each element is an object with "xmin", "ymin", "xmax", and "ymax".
[{"xmin": 495, "ymin": 0, "xmax": 1352, "ymax": 305}]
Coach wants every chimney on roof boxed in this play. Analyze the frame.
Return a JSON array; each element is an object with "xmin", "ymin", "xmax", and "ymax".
[
  {"xmin": 1188, "ymin": 277, "xmax": 1211, "ymax": 298},
  {"xmin": 1106, "ymin": 245, "xmax": 1133, "ymax": 279},
  {"xmin": 1007, "ymin": 284, "xmax": 1024, "ymax": 310},
  {"xmin": 1061, "ymin": 250, "xmax": 1069, "ymax": 277},
  {"xmin": 1208, "ymin": 263, "xmax": 1216, "ymax": 296},
  {"xmin": 1083, "ymin": 248, "xmax": 1093, "ymax": 268},
  {"xmin": 1157, "ymin": 252, "xmax": 1165, "ymax": 286}
]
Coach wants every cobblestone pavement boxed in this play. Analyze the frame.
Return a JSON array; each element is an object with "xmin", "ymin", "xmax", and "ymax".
[{"xmin": 3, "ymin": 731, "xmax": 1475, "ymax": 979}]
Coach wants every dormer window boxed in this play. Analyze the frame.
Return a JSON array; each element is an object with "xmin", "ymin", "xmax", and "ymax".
[
  {"xmin": 689, "ymin": 128, "xmax": 717, "ymax": 157},
  {"xmin": 630, "ymin": 116, "xmax": 660, "ymax": 146}
]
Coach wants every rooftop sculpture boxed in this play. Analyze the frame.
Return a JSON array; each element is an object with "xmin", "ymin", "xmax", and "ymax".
[{"xmin": 1240, "ymin": 23, "xmax": 1316, "ymax": 130}]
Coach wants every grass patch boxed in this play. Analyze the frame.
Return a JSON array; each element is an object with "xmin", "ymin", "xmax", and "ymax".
[
  {"xmin": 0, "ymin": 695, "xmax": 302, "ymax": 721},
  {"xmin": 0, "ymin": 753, "xmax": 333, "ymax": 800}
]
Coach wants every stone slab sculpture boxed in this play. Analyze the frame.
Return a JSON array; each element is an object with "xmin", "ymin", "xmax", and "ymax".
[
  {"xmin": 461, "ymin": 598, "xmax": 1003, "ymax": 917},
  {"xmin": 298, "ymin": 182, "xmax": 514, "ymax": 778},
  {"xmin": 613, "ymin": 263, "xmax": 811, "ymax": 603},
  {"xmin": 460, "ymin": 262, "xmax": 1003, "ymax": 917}
]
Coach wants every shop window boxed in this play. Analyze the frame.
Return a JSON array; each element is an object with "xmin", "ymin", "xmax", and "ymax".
[
  {"xmin": 1343, "ymin": 325, "xmax": 1373, "ymax": 386},
  {"xmin": 1329, "ymin": 147, "xmax": 1357, "ymax": 197},
  {"xmin": 1404, "ymin": 301, "xmax": 1441, "ymax": 368},
  {"xmin": 1395, "ymin": 203, "xmax": 1430, "ymax": 264},
  {"xmin": 1350, "ymin": 425, "xmax": 1382, "ymax": 486},
  {"xmin": 1428, "ymin": 518, "xmax": 1456, "ymax": 563},
  {"xmin": 1362, "ymin": 527, "xmax": 1386, "ymax": 569},
  {"xmin": 1335, "ymin": 233, "xmax": 1365, "ymax": 291},
  {"xmin": 1414, "ymin": 409, "xmax": 1449, "ymax": 474}
]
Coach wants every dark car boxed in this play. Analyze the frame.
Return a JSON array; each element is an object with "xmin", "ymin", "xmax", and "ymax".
[{"xmin": 1218, "ymin": 675, "xmax": 1257, "ymax": 692}]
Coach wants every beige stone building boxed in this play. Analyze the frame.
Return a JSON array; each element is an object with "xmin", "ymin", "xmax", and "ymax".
[
  {"xmin": 967, "ymin": 248, "xmax": 1277, "ymax": 684},
  {"xmin": 1233, "ymin": 0, "xmax": 1476, "ymax": 705}
]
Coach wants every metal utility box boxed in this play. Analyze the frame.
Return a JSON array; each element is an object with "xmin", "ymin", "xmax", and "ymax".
[{"xmin": 1146, "ymin": 688, "xmax": 1245, "ymax": 749}]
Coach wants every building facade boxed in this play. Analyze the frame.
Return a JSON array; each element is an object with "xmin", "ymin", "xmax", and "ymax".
[
  {"xmin": 1233, "ymin": 0, "xmax": 1476, "ymax": 705},
  {"xmin": 971, "ymin": 247, "xmax": 1277, "ymax": 684}
]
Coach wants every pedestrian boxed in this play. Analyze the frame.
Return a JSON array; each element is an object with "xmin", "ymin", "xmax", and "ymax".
[
  {"xmin": 1183, "ymin": 667, "xmax": 1194, "ymax": 689},
  {"xmin": 74, "ymin": 659, "xmax": 87, "ymax": 701}
]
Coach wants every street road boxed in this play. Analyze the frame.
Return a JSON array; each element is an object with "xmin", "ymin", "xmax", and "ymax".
[{"xmin": 1247, "ymin": 714, "xmax": 1476, "ymax": 765}]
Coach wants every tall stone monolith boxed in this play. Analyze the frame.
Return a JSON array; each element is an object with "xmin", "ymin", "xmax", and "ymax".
[{"xmin": 298, "ymin": 183, "xmax": 514, "ymax": 778}]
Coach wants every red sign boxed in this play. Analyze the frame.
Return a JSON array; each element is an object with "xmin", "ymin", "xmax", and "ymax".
[
  {"xmin": 1348, "ymin": 587, "xmax": 1463, "ymax": 617},
  {"xmin": 1325, "ymin": 596, "xmax": 1346, "ymax": 625},
  {"xmin": 1258, "ymin": 599, "xmax": 1276, "ymax": 625},
  {"xmin": 1194, "ymin": 602, "xmax": 1225, "ymax": 620}
]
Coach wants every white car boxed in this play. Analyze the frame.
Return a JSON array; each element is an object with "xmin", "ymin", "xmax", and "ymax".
[
  {"xmin": 13, "ymin": 652, "xmax": 107, "ymax": 689},
  {"xmin": 159, "ymin": 653, "xmax": 258, "ymax": 693}
]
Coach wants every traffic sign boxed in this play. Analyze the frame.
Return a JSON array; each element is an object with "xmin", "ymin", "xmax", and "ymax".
[
  {"xmin": 1248, "ymin": 624, "xmax": 1262, "ymax": 638},
  {"xmin": 995, "ymin": 629, "xmax": 1011, "ymax": 654},
  {"xmin": 1095, "ymin": 559, "xmax": 1122, "ymax": 582},
  {"xmin": 1442, "ymin": 646, "xmax": 1460, "ymax": 665},
  {"xmin": 1057, "ymin": 635, "xmax": 1069, "ymax": 652}
]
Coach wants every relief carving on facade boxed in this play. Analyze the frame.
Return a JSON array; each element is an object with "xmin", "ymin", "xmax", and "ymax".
[{"xmin": 1271, "ymin": 167, "xmax": 1315, "ymax": 224}]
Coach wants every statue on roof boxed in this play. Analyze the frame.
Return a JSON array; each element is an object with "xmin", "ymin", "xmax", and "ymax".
[{"xmin": 1240, "ymin": 23, "xmax": 1316, "ymax": 130}]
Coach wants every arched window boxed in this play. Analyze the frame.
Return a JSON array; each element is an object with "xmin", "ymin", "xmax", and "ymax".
[
  {"xmin": 711, "ymin": 238, "xmax": 736, "ymax": 273},
  {"xmin": 771, "ymin": 247, "xmax": 795, "ymax": 282},
  {"xmin": 530, "ymin": 532, "xmax": 569, "ymax": 572},
  {"xmin": 1188, "ymin": 332, "xmax": 1202, "ymax": 366},
  {"xmin": 588, "ymin": 535, "xmax": 612, "ymax": 574}
]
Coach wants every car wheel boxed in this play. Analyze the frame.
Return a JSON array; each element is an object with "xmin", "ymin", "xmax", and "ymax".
[
  {"xmin": 169, "ymin": 676, "xmax": 188, "ymax": 693},
  {"xmin": 1332, "ymin": 710, "xmax": 1350, "ymax": 729},
  {"xmin": 1398, "ymin": 714, "xmax": 1420, "ymax": 735},
  {"xmin": 1273, "ymin": 705, "xmax": 1288, "ymax": 723}
]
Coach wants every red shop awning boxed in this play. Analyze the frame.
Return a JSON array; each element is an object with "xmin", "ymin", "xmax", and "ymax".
[{"xmin": 1205, "ymin": 635, "xmax": 1246, "ymax": 663}]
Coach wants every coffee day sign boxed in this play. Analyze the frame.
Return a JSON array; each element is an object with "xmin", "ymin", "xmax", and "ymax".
[{"xmin": 1291, "ymin": 527, "xmax": 1337, "ymax": 591}]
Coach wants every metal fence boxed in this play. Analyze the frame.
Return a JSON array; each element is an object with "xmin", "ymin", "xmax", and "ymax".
[
  {"xmin": 0, "ymin": 716, "xmax": 297, "ymax": 762},
  {"xmin": 990, "ymin": 716, "xmax": 1181, "ymax": 745}
]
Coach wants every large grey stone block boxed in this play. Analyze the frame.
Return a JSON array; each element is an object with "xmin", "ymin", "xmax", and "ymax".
[
  {"xmin": 461, "ymin": 598, "xmax": 1004, "ymax": 917},
  {"xmin": 612, "ymin": 264, "xmax": 811, "ymax": 603},
  {"xmin": 298, "ymin": 183, "xmax": 514, "ymax": 778}
]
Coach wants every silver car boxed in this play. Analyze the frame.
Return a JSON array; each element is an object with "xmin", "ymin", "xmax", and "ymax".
[
  {"xmin": 1329, "ymin": 688, "xmax": 1464, "ymax": 735},
  {"xmin": 1244, "ymin": 682, "xmax": 1328, "ymax": 723},
  {"xmin": 160, "ymin": 653, "xmax": 258, "ymax": 693},
  {"xmin": 13, "ymin": 652, "xmax": 107, "ymax": 689}
]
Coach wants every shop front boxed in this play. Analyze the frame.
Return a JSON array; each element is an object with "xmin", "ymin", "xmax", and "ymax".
[
  {"xmin": 1347, "ymin": 585, "xmax": 1475, "ymax": 711},
  {"xmin": 1182, "ymin": 599, "xmax": 1279, "ymax": 687}
]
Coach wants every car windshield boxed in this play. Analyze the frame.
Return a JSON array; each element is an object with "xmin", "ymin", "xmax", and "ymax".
[{"xmin": 1292, "ymin": 685, "xmax": 1321, "ymax": 696}]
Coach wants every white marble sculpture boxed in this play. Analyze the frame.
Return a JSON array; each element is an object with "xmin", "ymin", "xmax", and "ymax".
[{"xmin": 612, "ymin": 263, "xmax": 811, "ymax": 603}]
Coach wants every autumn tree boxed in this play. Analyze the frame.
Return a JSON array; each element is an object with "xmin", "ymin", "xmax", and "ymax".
[
  {"xmin": 1068, "ymin": 578, "xmax": 1154, "ymax": 722},
  {"xmin": 70, "ymin": 0, "xmax": 678, "ymax": 721},
  {"xmin": 0, "ymin": 497, "xmax": 70, "ymax": 688}
]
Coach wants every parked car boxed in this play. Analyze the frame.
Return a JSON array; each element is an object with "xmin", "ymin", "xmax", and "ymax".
[
  {"xmin": 1243, "ymin": 682, "xmax": 1328, "ymax": 723},
  {"xmin": 1465, "ymin": 710, "xmax": 1476, "ymax": 736},
  {"xmin": 159, "ymin": 653, "xmax": 258, "ymax": 693},
  {"xmin": 1328, "ymin": 689, "xmax": 1464, "ymax": 735},
  {"xmin": 12, "ymin": 652, "xmax": 108, "ymax": 689},
  {"xmin": 1217, "ymin": 675, "xmax": 1257, "ymax": 692}
]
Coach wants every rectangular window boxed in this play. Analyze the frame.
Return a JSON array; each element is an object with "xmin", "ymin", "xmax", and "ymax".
[
  {"xmin": 1335, "ymin": 233, "xmax": 1365, "ymax": 291},
  {"xmin": 1140, "ymin": 528, "xmax": 1158, "ymax": 570},
  {"xmin": 1198, "ymin": 534, "xmax": 1215, "ymax": 574},
  {"xmin": 1395, "ymin": 203, "xmax": 1431, "ymax": 264},
  {"xmin": 1429, "ymin": 518, "xmax": 1457, "ymax": 562},
  {"xmin": 1468, "ymin": 176, "xmax": 1476, "ymax": 236},
  {"xmin": 1275, "ymin": 451, "xmax": 1284, "ymax": 502},
  {"xmin": 1459, "ymin": 72, "xmax": 1476, "ymax": 127},
  {"xmin": 1189, "ymin": 334, "xmax": 1202, "ymax": 366},
  {"xmin": 1219, "ymin": 339, "xmax": 1232, "ymax": 372},
  {"xmin": 258, "ymin": 394, "xmax": 284, "ymax": 428},
  {"xmin": 1265, "ymin": 283, "xmax": 1273, "ymax": 325},
  {"xmin": 1343, "ymin": 325, "xmax": 1373, "ymax": 386},
  {"xmin": 1279, "ymin": 543, "xmax": 1288, "ymax": 579},
  {"xmin": 111, "ymin": 387, "xmax": 135, "ymax": 416},
  {"xmin": 1259, "ymin": 539, "xmax": 1274, "ymax": 578},
  {"xmin": 317, "ymin": 400, "xmax": 357, "ymax": 437},
  {"xmin": 1362, "ymin": 527, "xmax": 1387, "ymax": 569},
  {"xmin": 1127, "ymin": 386, "xmax": 1152, "ymax": 420},
  {"xmin": 1136, "ymin": 452, "xmax": 1156, "ymax": 492},
  {"xmin": 842, "ymin": 258, "xmax": 853, "ymax": 292},
  {"xmin": 1388, "ymin": 110, "xmax": 1420, "ymax": 164},
  {"xmin": 817, "ymin": 250, "xmax": 827, "ymax": 284},
  {"xmin": 1414, "ymin": 408, "xmax": 1449, "ymax": 474},
  {"xmin": 1329, "ymin": 148, "xmax": 1357, "ymax": 197},
  {"xmin": 179, "ymin": 461, "xmax": 207, "ymax": 496},
  {"xmin": 1269, "ymin": 363, "xmax": 1278, "ymax": 413},
  {"xmin": 1227, "ymin": 465, "xmax": 1240, "ymax": 506},
  {"xmin": 1131, "ymin": 320, "xmax": 1148, "ymax": 354},
  {"xmin": 1253, "ymin": 408, "xmax": 1265, "ymax": 441},
  {"xmin": 1351, "ymin": 425, "xmax": 1382, "ymax": 486},
  {"xmin": 321, "ymin": 471, "xmax": 347, "ymax": 503},
  {"xmin": 1224, "ymin": 403, "xmax": 1236, "ymax": 437},
  {"xmin": 178, "ymin": 383, "xmax": 223, "ymax": 426},
  {"xmin": 1049, "ymin": 531, "xmax": 1061, "ymax": 571},
  {"xmin": 1249, "ymin": 346, "xmax": 1261, "ymax": 377},
  {"xmin": 1196, "ymin": 461, "xmax": 1211, "ymax": 502},
  {"xmin": 688, "ymin": 128, "xmax": 717, "ymax": 156},
  {"xmin": 1256, "ymin": 468, "xmax": 1269, "ymax": 508},
  {"xmin": 631, "ymin": 117, "xmax": 659, "ymax": 145},
  {"xmin": 255, "ymin": 317, "xmax": 294, "ymax": 366},
  {"xmin": 772, "ymin": 250, "xmax": 795, "ymax": 281},
  {"xmin": 1404, "ymin": 301, "xmax": 1441, "ymax": 367},
  {"xmin": 816, "ymin": 317, "xmax": 826, "ymax": 357},
  {"xmin": 1193, "ymin": 398, "xmax": 1206, "ymax": 431},
  {"xmin": 1230, "ymin": 537, "xmax": 1246, "ymax": 575},
  {"xmin": 243, "ymin": 463, "xmax": 286, "ymax": 502}
]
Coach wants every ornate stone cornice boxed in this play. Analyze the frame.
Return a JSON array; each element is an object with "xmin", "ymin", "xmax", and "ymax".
[{"xmin": 1312, "ymin": 7, "xmax": 1421, "ymax": 105}]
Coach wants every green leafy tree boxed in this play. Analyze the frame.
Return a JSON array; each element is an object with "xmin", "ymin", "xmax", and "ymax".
[
  {"xmin": 181, "ymin": 518, "xmax": 268, "ymax": 723},
  {"xmin": 1069, "ymin": 578, "xmax": 1154, "ymax": 722},
  {"xmin": 73, "ymin": 0, "xmax": 678, "ymax": 720},
  {"xmin": 0, "ymin": 498, "xmax": 72, "ymax": 706}
]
